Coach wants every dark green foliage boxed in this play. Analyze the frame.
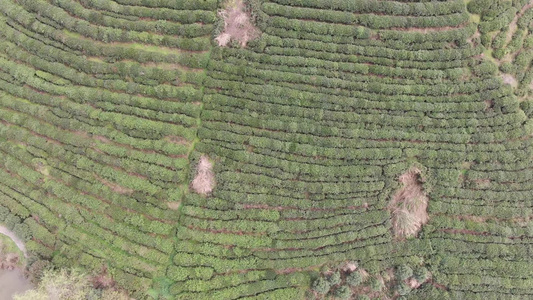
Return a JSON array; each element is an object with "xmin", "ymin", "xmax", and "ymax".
[
  {"xmin": 414, "ymin": 267, "xmax": 430, "ymax": 282},
  {"xmin": 346, "ymin": 271, "xmax": 363, "ymax": 287},
  {"xmin": 312, "ymin": 277, "xmax": 331, "ymax": 295},
  {"xmin": 396, "ymin": 265, "xmax": 414, "ymax": 281},
  {"xmin": 334, "ymin": 285, "xmax": 351, "ymax": 299},
  {"xmin": 473, "ymin": 62, "xmax": 498, "ymax": 78},
  {"xmin": 328, "ymin": 271, "xmax": 342, "ymax": 286},
  {"xmin": 500, "ymin": 62, "xmax": 514, "ymax": 74},
  {"xmin": 369, "ymin": 277, "xmax": 384, "ymax": 292},
  {"xmin": 396, "ymin": 282, "xmax": 412, "ymax": 296},
  {"xmin": 467, "ymin": 0, "xmax": 494, "ymax": 14}
]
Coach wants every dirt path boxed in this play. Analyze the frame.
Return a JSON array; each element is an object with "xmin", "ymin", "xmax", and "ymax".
[
  {"xmin": 504, "ymin": 0, "xmax": 533, "ymax": 47},
  {"xmin": 0, "ymin": 226, "xmax": 27, "ymax": 258}
]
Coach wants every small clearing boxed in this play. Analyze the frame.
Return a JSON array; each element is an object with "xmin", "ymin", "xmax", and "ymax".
[
  {"xmin": 502, "ymin": 74, "xmax": 518, "ymax": 88},
  {"xmin": 215, "ymin": 0, "xmax": 259, "ymax": 47},
  {"xmin": 389, "ymin": 168, "xmax": 429, "ymax": 239},
  {"xmin": 191, "ymin": 155, "xmax": 215, "ymax": 196}
]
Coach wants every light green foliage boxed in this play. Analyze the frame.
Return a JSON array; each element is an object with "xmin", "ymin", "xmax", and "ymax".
[
  {"xmin": 0, "ymin": 0, "xmax": 531, "ymax": 299},
  {"xmin": 14, "ymin": 269, "xmax": 128, "ymax": 300}
]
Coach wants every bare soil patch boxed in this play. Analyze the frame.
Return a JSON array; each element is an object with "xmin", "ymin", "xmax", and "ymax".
[
  {"xmin": 191, "ymin": 155, "xmax": 215, "ymax": 196},
  {"xmin": 502, "ymin": 74, "xmax": 518, "ymax": 88},
  {"xmin": 215, "ymin": 0, "xmax": 260, "ymax": 47}
]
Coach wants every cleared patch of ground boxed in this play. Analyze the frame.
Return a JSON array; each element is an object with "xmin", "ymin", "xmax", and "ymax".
[
  {"xmin": 215, "ymin": 0, "xmax": 260, "ymax": 47},
  {"xmin": 502, "ymin": 74, "xmax": 518, "ymax": 88},
  {"xmin": 191, "ymin": 155, "xmax": 215, "ymax": 196},
  {"xmin": 389, "ymin": 168, "xmax": 429, "ymax": 239}
]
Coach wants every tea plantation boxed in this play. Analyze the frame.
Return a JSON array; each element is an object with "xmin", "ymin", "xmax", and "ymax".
[{"xmin": 0, "ymin": 0, "xmax": 532, "ymax": 299}]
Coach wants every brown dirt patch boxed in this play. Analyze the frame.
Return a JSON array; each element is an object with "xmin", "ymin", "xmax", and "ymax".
[
  {"xmin": 215, "ymin": 0, "xmax": 260, "ymax": 47},
  {"xmin": 502, "ymin": 74, "xmax": 518, "ymax": 88},
  {"xmin": 484, "ymin": 99, "xmax": 495, "ymax": 110},
  {"xmin": 407, "ymin": 278, "xmax": 421, "ymax": 289},
  {"xmin": 343, "ymin": 262, "xmax": 358, "ymax": 273},
  {"xmin": 91, "ymin": 266, "xmax": 115, "ymax": 289},
  {"xmin": 389, "ymin": 168, "xmax": 429, "ymax": 239},
  {"xmin": 191, "ymin": 155, "xmax": 215, "ymax": 196}
]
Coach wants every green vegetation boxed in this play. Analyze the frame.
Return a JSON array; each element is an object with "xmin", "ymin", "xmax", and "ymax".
[
  {"xmin": 0, "ymin": 0, "xmax": 531, "ymax": 299},
  {"xmin": 0, "ymin": 232, "xmax": 25, "ymax": 267},
  {"xmin": 14, "ymin": 268, "xmax": 128, "ymax": 300}
]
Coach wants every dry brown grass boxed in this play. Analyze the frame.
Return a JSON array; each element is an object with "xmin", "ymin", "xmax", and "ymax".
[
  {"xmin": 389, "ymin": 168, "xmax": 429, "ymax": 239},
  {"xmin": 215, "ymin": 0, "xmax": 259, "ymax": 47},
  {"xmin": 191, "ymin": 155, "xmax": 215, "ymax": 196},
  {"xmin": 166, "ymin": 202, "xmax": 181, "ymax": 210}
]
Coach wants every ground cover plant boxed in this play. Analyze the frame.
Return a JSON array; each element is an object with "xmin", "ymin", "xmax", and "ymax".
[{"xmin": 0, "ymin": 0, "xmax": 532, "ymax": 299}]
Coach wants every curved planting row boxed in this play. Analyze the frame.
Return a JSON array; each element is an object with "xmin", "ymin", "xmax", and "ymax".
[
  {"xmin": 0, "ymin": 0, "xmax": 216, "ymax": 297},
  {"xmin": 0, "ymin": 0, "xmax": 532, "ymax": 299},
  {"xmin": 174, "ymin": 0, "xmax": 533, "ymax": 299}
]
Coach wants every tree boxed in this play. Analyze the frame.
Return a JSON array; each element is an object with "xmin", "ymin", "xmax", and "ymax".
[
  {"xmin": 369, "ymin": 277, "xmax": 384, "ymax": 292},
  {"xmin": 414, "ymin": 267, "xmax": 430, "ymax": 282},
  {"xmin": 312, "ymin": 277, "xmax": 330, "ymax": 295},
  {"xmin": 14, "ymin": 268, "xmax": 128, "ymax": 300},
  {"xmin": 328, "ymin": 271, "xmax": 342, "ymax": 286},
  {"xmin": 346, "ymin": 271, "xmax": 363, "ymax": 287},
  {"xmin": 395, "ymin": 264, "xmax": 413, "ymax": 281},
  {"xmin": 334, "ymin": 285, "xmax": 351, "ymax": 299},
  {"xmin": 396, "ymin": 282, "xmax": 412, "ymax": 296}
]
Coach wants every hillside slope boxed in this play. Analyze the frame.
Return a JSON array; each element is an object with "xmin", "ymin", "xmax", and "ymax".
[{"xmin": 0, "ymin": 0, "xmax": 532, "ymax": 299}]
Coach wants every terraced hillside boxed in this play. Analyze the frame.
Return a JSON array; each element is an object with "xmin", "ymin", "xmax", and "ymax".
[{"xmin": 0, "ymin": 0, "xmax": 532, "ymax": 299}]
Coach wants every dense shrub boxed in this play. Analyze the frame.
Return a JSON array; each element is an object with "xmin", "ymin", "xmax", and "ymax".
[
  {"xmin": 346, "ymin": 271, "xmax": 363, "ymax": 287},
  {"xmin": 334, "ymin": 285, "xmax": 352, "ymax": 299},
  {"xmin": 311, "ymin": 277, "xmax": 331, "ymax": 295},
  {"xmin": 414, "ymin": 267, "xmax": 430, "ymax": 282}
]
